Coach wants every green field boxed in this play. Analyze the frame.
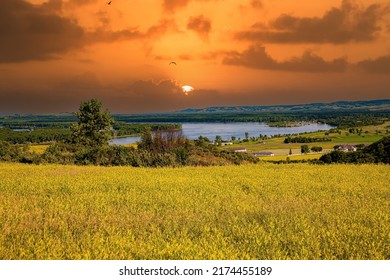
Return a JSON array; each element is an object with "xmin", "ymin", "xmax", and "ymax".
[
  {"xmin": 260, "ymin": 154, "xmax": 323, "ymax": 161},
  {"xmin": 0, "ymin": 163, "xmax": 388, "ymax": 260}
]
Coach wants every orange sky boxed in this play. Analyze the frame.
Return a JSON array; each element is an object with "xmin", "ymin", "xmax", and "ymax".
[{"xmin": 1, "ymin": 0, "xmax": 390, "ymax": 113}]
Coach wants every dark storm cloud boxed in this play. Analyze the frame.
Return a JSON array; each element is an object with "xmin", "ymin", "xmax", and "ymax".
[
  {"xmin": 235, "ymin": 0, "xmax": 385, "ymax": 44},
  {"xmin": 187, "ymin": 16, "xmax": 212, "ymax": 41},
  {"xmin": 0, "ymin": 0, "xmax": 86, "ymax": 62},
  {"xmin": 357, "ymin": 54, "xmax": 390, "ymax": 74},
  {"xmin": 223, "ymin": 45, "xmax": 348, "ymax": 73},
  {"xmin": 0, "ymin": 0, "xmax": 176, "ymax": 63}
]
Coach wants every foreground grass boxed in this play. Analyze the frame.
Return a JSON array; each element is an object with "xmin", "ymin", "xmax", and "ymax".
[
  {"xmin": 0, "ymin": 163, "xmax": 389, "ymax": 260},
  {"xmin": 29, "ymin": 144, "xmax": 49, "ymax": 154}
]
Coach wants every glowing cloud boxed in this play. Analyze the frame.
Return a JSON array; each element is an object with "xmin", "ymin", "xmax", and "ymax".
[{"xmin": 182, "ymin": 85, "xmax": 194, "ymax": 95}]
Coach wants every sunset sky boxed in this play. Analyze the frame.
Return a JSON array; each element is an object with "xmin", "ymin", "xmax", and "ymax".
[{"xmin": 1, "ymin": 0, "xmax": 390, "ymax": 114}]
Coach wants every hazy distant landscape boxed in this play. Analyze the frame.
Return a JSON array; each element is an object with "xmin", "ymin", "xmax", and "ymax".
[{"xmin": 176, "ymin": 99, "xmax": 390, "ymax": 113}]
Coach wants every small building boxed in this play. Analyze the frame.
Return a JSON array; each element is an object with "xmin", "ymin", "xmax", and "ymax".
[
  {"xmin": 253, "ymin": 151, "xmax": 275, "ymax": 157},
  {"xmin": 337, "ymin": 144, "xmax": 357, "ymax": 152}
]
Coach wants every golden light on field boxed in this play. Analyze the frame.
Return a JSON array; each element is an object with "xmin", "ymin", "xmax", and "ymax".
[
  {"xmin": 0, "ymin": 163, "xmax": 388, "ymax": 259},
  {"xmin": 182, "ymin": 85, "xmax": 194, "ymax": 95}
]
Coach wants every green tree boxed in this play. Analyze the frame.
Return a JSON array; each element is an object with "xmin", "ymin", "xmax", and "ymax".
[
  {"xmin": 215, "ymin": 135, "xmax": 222, "ymax": 146},
  {"xmin": 311, "ymin": 146, "xmax": 323, "ymax": 152},
  {"xmin": 301, "ymin": 145, "xmax": 310, "ymax": 154},
  {"xmin": 71, "ymin": 99, "xmax": 114, "ymax": 148},
  {"xmin": 138, "ymin": 129, "xmax": 154, "ymax": 151}
]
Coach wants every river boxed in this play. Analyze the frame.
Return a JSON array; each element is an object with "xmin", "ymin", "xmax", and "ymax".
[{"xmin": 110, "ymin": 122, "xmax": 333, "ymax": 145}]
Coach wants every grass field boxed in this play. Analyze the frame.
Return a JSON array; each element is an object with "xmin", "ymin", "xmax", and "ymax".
[
  {"xmin": 29, "ymin": 144, "xmax": 49, "ymax": 154},
  {"xmin": 0, "ymin": 163, "xmax": 388, "ymax": 260},
  {"xmin": 260, "ymin": 154, "xmax": 323, "ymax": 161}
]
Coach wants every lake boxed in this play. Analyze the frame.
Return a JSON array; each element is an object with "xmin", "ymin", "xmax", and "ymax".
[{"xmin": 110, "ymin": 122, "xmax": 333, "ymax": 145}]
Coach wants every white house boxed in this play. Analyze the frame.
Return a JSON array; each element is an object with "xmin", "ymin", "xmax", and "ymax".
[{"xmin": 337, "ymin": 144, "xmax": 357, "ymax": 152}]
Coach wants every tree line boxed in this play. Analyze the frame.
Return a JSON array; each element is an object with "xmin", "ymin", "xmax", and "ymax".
[
  {"xmin": 0, "ymin": 122, "xmax": 181, "ymax": 145},
  {"xmin": 284, "ymin": 136, "xmax": 332, "ymax": 143}
]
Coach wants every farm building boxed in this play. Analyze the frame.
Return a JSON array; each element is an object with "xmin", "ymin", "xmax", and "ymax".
[{"xmin": 337, "ymin": 144, "xmax": 357, "ymax": 152}]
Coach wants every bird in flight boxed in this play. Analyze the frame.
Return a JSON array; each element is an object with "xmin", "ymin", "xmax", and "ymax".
[
  {"xmin": 169, "ymin": 62, "xmax": 177, "ymax": 66},
  {"xmin": 107, "ymin": 1, "xmax": 112, "ymax": 5}
]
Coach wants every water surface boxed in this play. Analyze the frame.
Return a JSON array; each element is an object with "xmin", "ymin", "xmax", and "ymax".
[{"xmin": 110, "ymin": 122, "xmax": 333, "ymax": 145}]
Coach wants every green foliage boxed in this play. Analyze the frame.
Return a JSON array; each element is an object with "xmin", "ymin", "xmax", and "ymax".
[
  {"xmin": 70, "ymin": 99, "xmax": 114, "ymax": 148},
  {"xmin": 301, "ymin": 145, "xmax": 310, "ymax": 154},
  {"xmin": 0, "ymin": 128, "xmax": 71, "ymax": 144},
  {"xmin": 0, "ymin": 115, "xmax": 76, "ymax": 129},
  {"xmin": 194, "ymin": 136, "xmax": 211, "ymax": 148},
  {"xmin": 361, "ymin": 136, "xmax": 390, "ymax": 164},
  {"xmin": 41, "ymin": 143, "xmax": 77, "ymax": 164},
  {"xmin": 0, "ymin": 141, "xmax": 22, "ymax": 162},
  {"xmin": 311, "ymin": 146, "xmax": 323, "ymax": 152},
  {"xmin": 137, "ymin": 130, "xmax": 154, "ymax": 151},
  {"xmin": 284, "ymin": 136, "xmax": 332, "ymax": 143},
  {"xmin": 215, "ymin": 135, "xmax": 222, "ymax": 145}
]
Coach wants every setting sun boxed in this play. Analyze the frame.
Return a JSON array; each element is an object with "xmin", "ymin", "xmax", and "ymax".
[{"xmin": 182, "ymin": 85, "xmax": 194, "ymax": 95}]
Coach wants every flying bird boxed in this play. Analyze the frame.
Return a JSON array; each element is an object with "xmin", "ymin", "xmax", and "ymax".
[
  {"xmin": 107, "ymin": 1, "xmax": 112, "ymax": 5},
  {"xmin": 169, "ymin": 61, "xmax": 177, "ymax": 66}
]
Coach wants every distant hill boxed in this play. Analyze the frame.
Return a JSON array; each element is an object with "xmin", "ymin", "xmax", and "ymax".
[{"xmin": 176, "ymin": 99, "xmax": 390, "ymax": 114}]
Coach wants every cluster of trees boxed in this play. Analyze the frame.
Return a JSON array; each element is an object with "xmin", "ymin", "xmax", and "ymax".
[
  {"xmin": 300, "ymin": 145, "xmax": 323, "ymax": 154},
  {"xmin": 0, "ymin": 141, "xmax": 29, "ymax": 162},
  {"xmin": 0, "ymin": 115, "xmax": 76, "ymax": 129},
  {"xmin": 320, "ymin": 113, "xmax": 387, "ymax": 129},
  {"xmin": 0, "ymin": 128, "xmax": 71, "ymax": 144},
  {"xmin": 319, "ymin": 136, "xmax": 389, "ymax": 164},
  {"xmin": 284, "ymin": 136, "xmax": 332, "ymax": 143}
]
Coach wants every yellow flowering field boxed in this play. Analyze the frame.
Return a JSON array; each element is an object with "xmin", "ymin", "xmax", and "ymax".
[{"xmin": 0, "ymin": 163, "xmax": 388, "ymax": 260}]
